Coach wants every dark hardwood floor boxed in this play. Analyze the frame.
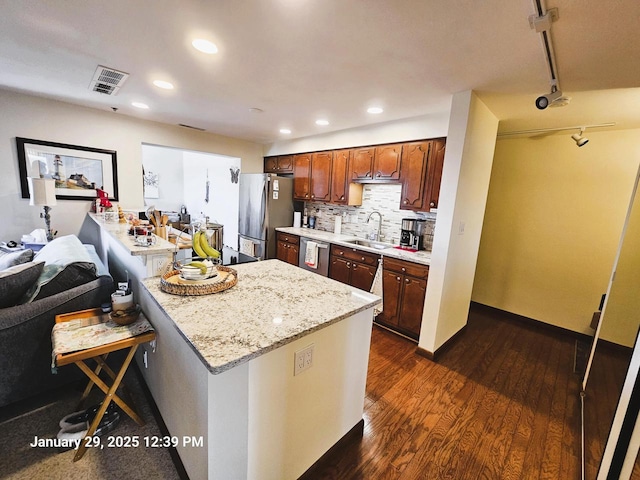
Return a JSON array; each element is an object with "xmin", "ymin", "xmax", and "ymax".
[{"xmin": 309, "ymin": 304, "xmax": 587, "ymax": 479}]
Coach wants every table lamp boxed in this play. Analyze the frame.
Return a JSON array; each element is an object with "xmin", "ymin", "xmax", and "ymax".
[{"xmin": 28, "ymin": 177, "xmax": 57, "ymax": 242}]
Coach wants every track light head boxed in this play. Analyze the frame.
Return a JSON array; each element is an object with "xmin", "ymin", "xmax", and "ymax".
[
  {"xmin": 571, "ymin": 128, "xmax": 589, "ymax": 147},
  {"xmin": 535, "ymin": 86, "xmax": 563, "ymax": 110}
]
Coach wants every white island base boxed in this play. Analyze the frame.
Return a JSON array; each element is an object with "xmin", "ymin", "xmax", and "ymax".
[{"xmin": 137, "ymin": 260, "xmax": 379, "ymax": 479}]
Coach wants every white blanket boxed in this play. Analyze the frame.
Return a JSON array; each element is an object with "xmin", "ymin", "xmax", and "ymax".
[{"xmin": 304, "ymin": 241, "xmax": 318, "ymax": 268}]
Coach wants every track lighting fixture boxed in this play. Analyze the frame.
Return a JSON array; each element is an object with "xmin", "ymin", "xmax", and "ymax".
[
  {"xmin": 571, "ymin": 128, "xmax": 589, "ymax": 147},
  {"xmin": 535, "ymin": 85, "xmax": 563, "ymax": 110}
]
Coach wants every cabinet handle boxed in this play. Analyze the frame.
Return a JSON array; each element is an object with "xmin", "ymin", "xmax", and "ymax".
[
  {"xmin": 430, "ymin": 201, "xmax": 435, "ymax": 207},
  {"xmin": 340, "ymin": 195, "xmax": 344, "ymax": 200},
  {"xmin": 361, "ymin": 257, "xmax": 365, "ymax": 261},
  {"xmin": 339, "ymin": 251, "xmax": 344, "ymax": 255},
  {"xmin": 311, "ymin": 194, "xmax": 315, "ymax": 198},
  {"xmin": 402, "ymin": 267, "xmax": 406, "ymax": 272},
  {"xmin": 376, "ymin": 173, "xmax": 381, "ymax": 177},
  {"xmin": 305, "ymin": 194, "xmax": 309, "ymax": 197},
  {"xmin": 404, "ymin": 200, "xmax": 408, "ymax": 204},
  {"xmin": 347, "ymin": 262, "xmax": 351, "ymax": 268},
  {"xmin": 396, "ymin": 276, "xmax": 401, "ymax": 281},
  {"xmin": 353, "ymin": 264, "xmax": 357, "ymax": 269},
  {"xmin": 405, "ymin": 278, "xmax": 410, "ymax": 283}
]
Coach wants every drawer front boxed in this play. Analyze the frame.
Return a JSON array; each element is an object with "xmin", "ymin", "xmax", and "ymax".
[
  {"xmin": 330, "ymin": 244, "xmax": 380, "ymax": 266},
  {"xmin": 383, "ymin": 256, "xmax": 429, "ymax": 279},
  {"xmin": 276, "ymin": 232, "xmax": 300, "ymax": 245}
]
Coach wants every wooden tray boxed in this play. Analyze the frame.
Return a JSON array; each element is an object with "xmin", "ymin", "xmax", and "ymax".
[{"xmin": 160, "ymin": 265, "xmax": 237, "ymax": 296}]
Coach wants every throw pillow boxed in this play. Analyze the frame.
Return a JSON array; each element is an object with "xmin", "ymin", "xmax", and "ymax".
[
  {"xmin": 0, "ymin": 261, "xmax": 45, "ymax": 309},
  {"xmin": 0, "ymin": 249, "xmax": 34, "ymax": 271}
]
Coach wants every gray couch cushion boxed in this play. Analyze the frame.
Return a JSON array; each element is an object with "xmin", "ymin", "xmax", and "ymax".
[
  {"xmin": 0, "ymin": 249, "xmax": 34, "ymax": 270},
  {"xmin": 0, "ymin": 262, "xmax": 44, "ymax": 308}
]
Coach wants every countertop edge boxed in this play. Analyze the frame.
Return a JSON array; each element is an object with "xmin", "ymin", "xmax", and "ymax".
[{"xmin": 276, "ymin": 226, "xmax": 431, "ymax": 266}]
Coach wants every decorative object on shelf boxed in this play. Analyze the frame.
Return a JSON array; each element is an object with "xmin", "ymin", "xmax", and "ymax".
[
  {"xmin": 16, "ymin": 137, "xmax": 118, "ymax": 202},
  {"xmin": 109, "ymin": 305, "xmax": 142, "ymax": 326},
  {"xmin": 160, "ymin": 265, "xmax": 237, "ymax": 296},
  {"xmin": 28, "ymin": 177, "xmax": 57, "ymax": 242}
]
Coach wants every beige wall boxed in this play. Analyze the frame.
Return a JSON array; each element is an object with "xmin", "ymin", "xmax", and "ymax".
[
  {"xmin": 0, "ymin": 89, "xmax": 263, "ymax": 241},
  {"xmin": 473, "ymin": 129, "xmax": 640, "ymax": 341}
]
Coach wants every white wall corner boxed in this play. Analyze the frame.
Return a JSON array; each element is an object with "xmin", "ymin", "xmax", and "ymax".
[{"xmin": 418, "ymin": 91, "xmax": 498, "ymax": 354}]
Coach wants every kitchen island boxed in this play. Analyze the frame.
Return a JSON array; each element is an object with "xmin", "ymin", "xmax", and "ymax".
[{"xmin": 137, "ymin": 259, "xmax": 380, "ymax": 480}]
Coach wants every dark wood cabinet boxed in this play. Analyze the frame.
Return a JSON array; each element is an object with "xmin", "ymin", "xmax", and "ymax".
[
  {"xmin": 351, "ymin": 147, "xmax": 375, "ymax": 181},
  {"xmin": 264, "ymin": 155, "xmax": 294, "ymax": 174},
  {"xmin": 310, "ymin": 151, "xmax": 332, "ymax": 202},
  {"xmin": 400, "ymin": 140, "xmax": 432, "ymax": 210},
  {"xmin": 376, "ymin": 257, "xmax": 429, "ymax": 340},
  {"xmin": 276, "ymin": 232, "xmax": 300, "ymax": 266},
  {"xmin": 329, "ymin": 244, "xmax": 380, "ymax": 291},
  {"xmin": 425, "ymin": 138, "xmax": 446, "ymax": 211},
  {"xmin": 374, "ymin": 143, "xmax": 402, "ymax": 180},
  {"xmin": 350, "ymin": 144, "xmax": 402, "ymax": 181},
  {"xmin": 331, "ymin": 149, "xmax": 363, "ymax": 206},
  {"xmin": 293, "ymin": 153, "xmax": 312, "ymax": 200}
]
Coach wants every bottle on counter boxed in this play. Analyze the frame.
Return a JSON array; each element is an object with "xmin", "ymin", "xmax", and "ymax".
[{"xmin": 303, "ymin": 208, "xmax": 308, "ymax": 228}]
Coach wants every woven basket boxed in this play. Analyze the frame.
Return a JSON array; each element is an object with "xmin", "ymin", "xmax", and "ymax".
[{"xmin": 160, "ymin": 266, "xmax": 238, "ymax": 296}]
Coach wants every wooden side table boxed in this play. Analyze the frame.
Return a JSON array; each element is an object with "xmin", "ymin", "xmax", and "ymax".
[{"xmin": 53, "ymin": 308, "xmax": 156, "ymax": 461}]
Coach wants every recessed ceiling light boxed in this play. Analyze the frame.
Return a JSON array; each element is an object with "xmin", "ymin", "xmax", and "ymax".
[
  {"xmin": 153, "ymin": 80, "xmax": 174, "ymax": 90},
  {"xmin": 315, "ymin": 119, "xmax": 329, "ymax": 126},
  {"xmin": 132, "ymin": 102, "xmax": 149, "ymax": 109},
  {"xmin": 367, "ymin": 106, "xmax": 384, "ymax": 114},
  {"xmin": 280, "ymin": 128, "xmax": 292, "ymax": 134},
  {"xmin": 192, "ymin": 39, "xmax": 218, "ymax": 54}
]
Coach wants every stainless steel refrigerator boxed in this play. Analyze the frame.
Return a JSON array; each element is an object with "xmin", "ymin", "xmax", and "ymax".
[{"xmin": 238, "ymin": 174, "xmax": 294, "ymax": 260}]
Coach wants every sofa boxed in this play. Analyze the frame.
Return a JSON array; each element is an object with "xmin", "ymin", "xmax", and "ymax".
[{"xmin": 0, "ymin": 235, "xmax": 114, "ymax": 407}]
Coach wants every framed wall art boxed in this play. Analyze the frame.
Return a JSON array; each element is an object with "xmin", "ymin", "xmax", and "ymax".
[{"xmin": 16, "ymin": 137, "xmax": 118, "ymax": 201}]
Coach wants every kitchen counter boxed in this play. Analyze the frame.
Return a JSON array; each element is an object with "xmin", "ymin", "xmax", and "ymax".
[
  {"xmin": 137, "ymin": 259, "xmax": 380, "ymax": 479},
  {"xmin": 141, "ymin": 259, "xmax": 380, "ymax": 374},
  {"xmin": 276, "ymin": 226, "xmax": 432, "ymax": 265}
]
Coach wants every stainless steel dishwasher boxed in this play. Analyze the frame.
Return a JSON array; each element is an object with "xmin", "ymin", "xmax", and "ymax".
[{"xmin": 298, "ymin": 237, "xmax": 330, "ymax": 276}]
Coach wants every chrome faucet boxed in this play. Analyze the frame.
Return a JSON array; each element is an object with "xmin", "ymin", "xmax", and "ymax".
[{"xmin": 366, "ymin": 211, "xmax": 383, "ymax": 241}]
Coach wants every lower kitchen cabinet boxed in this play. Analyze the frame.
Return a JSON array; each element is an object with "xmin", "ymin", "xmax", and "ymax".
[
  {"xmin": 329, "ymin": 244, "xmax": 380, "ymax": 292},
  {"xmin": 276, "ymin": 232, "xmax": 300, "ymax": 266},
  {"xmin": 376, "ymin": 257, "xmax": 429, "ymax": 340}
]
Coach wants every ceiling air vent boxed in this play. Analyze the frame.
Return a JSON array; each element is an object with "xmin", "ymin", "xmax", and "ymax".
[{"xmin": 89, "ymin": 65, "xmax": 129, "ymax": 96}]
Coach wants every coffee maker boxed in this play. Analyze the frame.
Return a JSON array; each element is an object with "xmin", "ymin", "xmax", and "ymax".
[
  {"xmin": 400, "ymin": 218, "xmax": 416, "ymax": 247},
  {"xmin": 413, "ymin": 219, "xmax": 427, "ymax": 250}
]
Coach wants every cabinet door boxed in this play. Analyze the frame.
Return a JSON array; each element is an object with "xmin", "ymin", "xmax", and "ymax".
[
  {"xmin": 277, "ymin": 155, "xmax": 294, "ymax": 173},
  {"xmin": 276, "ymin": 240, "xmax": 289, "ymax": 263},
  {"xmin": 351, "ymin": 262, "xmax": 377, "ymax": 292},
  {"xmin": 373, "ymin": 144, "xmax": 402, "ymax": 180},
  {"xmin": 264, "ymin": 157, "xmax": 278, "ymax": 173},
  {"xmin": 351, "ymin": 147, "xmax": 375, "ymax": 180},
  {"xmin": 329, "ymin": 256, "xmax": 351, "ymax": 285},
  {"xmin": 293, "ymin": 153, "xmax": 312, "ymax": 200},
  {"xmin": 400, "ymin": 141, "xmax": 432, "ymax": 210},
  {"xmin": 398, "ymin": 276, "xmax": 427, "ymax": 338},
  {"xmin": 310, "ymin": 151, "xmax": 332, "ymax": 202},
  {"xmin": 286, "ymin": 244, "xmax": 300, "ymax": 266},
  {"xmin": 331, "ymin": 149, "xmax": 350, "ymax": 204},
  {"xmin": 425, "ymin": 138, "xmax": 445, "ymax": 210},
  {"xmin": 378, "ymin": 270, "xmax": 402, "ymax": 327}
]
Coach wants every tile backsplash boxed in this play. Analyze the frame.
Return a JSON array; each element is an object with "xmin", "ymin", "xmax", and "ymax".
[{"xmin": 303, "ymin": 184, "xmax": 436, "ymax": 249}]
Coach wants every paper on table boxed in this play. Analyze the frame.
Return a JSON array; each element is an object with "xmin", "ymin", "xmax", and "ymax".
[{"xmin": 304, "ymin": 241, "xmax": 318, "ymax": 268}]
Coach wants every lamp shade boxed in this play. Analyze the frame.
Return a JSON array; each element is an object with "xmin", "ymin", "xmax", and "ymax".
[{"xmin": 28, "ymin": 177, "xmax": 57, "ymax": 207}]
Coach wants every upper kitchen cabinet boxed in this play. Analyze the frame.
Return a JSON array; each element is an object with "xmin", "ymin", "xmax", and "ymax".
[
  {"xmin": 400, "ymin": 138, "xmax": 446, "ymax": 212},
  {"xmin": 351, "ymin": 144, "xmax": 402, "ymax": 181},
  {"xmin": 426, "ymin": 138, "xmax": 446, "ymax": 211},
  {"xmin": 331, "ymin": 149, "xmax": 363, "ymax": 206},
  {"xmin": 264, "ymin": 155, "xmax": 294, "ymax": 174},
  {"xmin": 293, "ymin": 153, "xmax": 312, "ymax": 200},
  {"xmin": 400, "ymin": 140, "xmax": 433, "ymax": 210},
  {"xmin": 310, "ymin": 151, "xmax": 332, "ymax": 202}
]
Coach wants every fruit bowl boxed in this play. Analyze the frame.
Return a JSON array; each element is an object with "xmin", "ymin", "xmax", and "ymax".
[
  {"xmin": 177, "ymin": 258, "xmax": 218, "ymax": 281},
  {"xmin": 110, "ymin": 305, "xmax": 141, "ymax": 326}
]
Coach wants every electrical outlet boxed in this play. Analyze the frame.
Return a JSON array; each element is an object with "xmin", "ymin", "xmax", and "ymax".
[{"xmin": 294, "ymin": 344, "xmax": 314, "ymax": 376}]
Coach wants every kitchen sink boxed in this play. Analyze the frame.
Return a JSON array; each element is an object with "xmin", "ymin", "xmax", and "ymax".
[{"xmin": 343, "ymin": 239, "xmax": 396, "ymax": 250}]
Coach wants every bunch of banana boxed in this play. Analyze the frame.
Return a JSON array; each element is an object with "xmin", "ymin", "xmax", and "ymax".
[{"xmin": 192, "ymin": 230, "xmax": 221, "ymax": 259}]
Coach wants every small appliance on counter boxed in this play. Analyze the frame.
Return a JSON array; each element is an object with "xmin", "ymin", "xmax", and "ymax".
[
  {"xmin": 400, "ymin": 218, "xmax": 416, "ymax": 247},
  {"xmin": 413, "ymin": 219, "xmax": 427, "ymax": 250}
]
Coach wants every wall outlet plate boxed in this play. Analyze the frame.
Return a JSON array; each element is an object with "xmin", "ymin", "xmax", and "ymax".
[{"xmin": 294, "ymin": 344, "xmax": 314, "ymax": 376}]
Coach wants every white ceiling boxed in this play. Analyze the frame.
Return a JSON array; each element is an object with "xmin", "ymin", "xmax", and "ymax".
[{"xmin": 1, "ymin": 0, "xmax": 639, "ymax": 143}]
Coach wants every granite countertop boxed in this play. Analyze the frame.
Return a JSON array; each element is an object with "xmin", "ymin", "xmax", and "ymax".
[
  {"xmin": 88, "ymin": 213, "xmax": 176, "ymax": 256},
  {"xmin": 276, "ymin": 227, "xmax": 432, "ymax": 266},
  {"xmin": 141, "ymin": 259, "xmax": 381, "ymax": 375}
]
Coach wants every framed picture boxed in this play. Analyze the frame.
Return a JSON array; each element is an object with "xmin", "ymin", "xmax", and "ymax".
[{"xmin": 16, "ymin": 137, "xmax": 118, "ymax": 201}]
